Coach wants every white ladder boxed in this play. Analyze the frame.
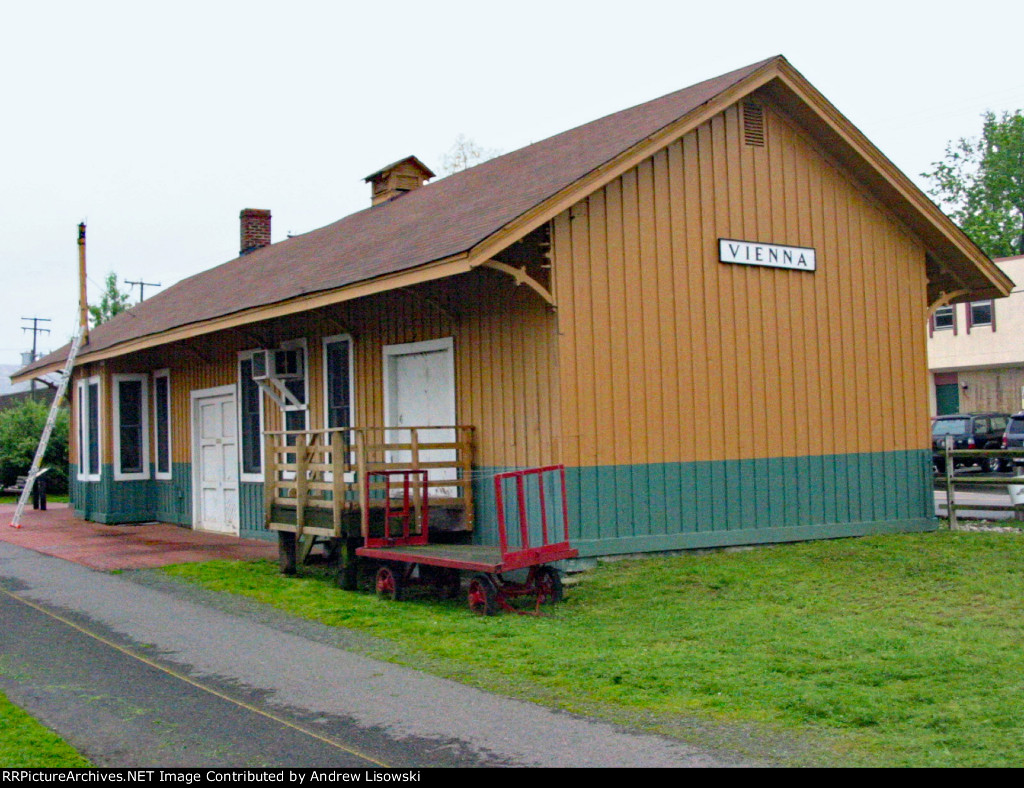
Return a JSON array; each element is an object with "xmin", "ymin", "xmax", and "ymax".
[{"xmin": 9, "ymin": 326, "xmax": 85, "ymax": 529}]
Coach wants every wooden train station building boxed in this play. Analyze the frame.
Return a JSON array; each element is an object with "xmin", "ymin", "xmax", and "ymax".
[{"xmin": 17, "ymin": 56, "xmax": 1013, "ymax": 559}]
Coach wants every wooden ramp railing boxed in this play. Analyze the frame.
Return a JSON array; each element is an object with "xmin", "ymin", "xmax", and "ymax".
[{"xmin": 263, "ymin": 426, "xmax": 475, "ymax": 539}]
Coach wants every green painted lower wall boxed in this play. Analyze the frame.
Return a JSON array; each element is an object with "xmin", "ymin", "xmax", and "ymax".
[
  {"xmin": 70, "ymin": 463, "xmax": 191, "ymax": 525},
  {"xmin": 70, "ymin": 463, "xmax": 272, "ymax": 540},
  {"xmin": 240, "ymin": 481, "xmax": 272, "ymax": 541},
  {"xmin": 471, "ymin": 450, "xmax": 934, "ymax": 557},
  {"xmin": 156, "ymin": 465, "xmax": 192, "ymax": 525},
  {"xmin": 72, "ymin": 449, "xmax": 933, "ymax": 556}
]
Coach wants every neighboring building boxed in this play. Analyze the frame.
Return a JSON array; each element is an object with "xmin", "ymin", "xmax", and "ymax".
[
  {"xmin": 15, "ymin": 56, "xmax": 1011, "ymax": 558},
  {"xmin": 0, "ymin": 361, "xmax": 58, "ymax": 412},
  {"xmin": 928, "ymin": 255, "xmax": 1023, "ymax": 416}
]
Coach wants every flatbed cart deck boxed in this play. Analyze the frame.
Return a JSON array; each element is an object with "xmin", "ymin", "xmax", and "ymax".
[{"xmin": 357, "ymin": 465, "xmax": 578, "ymax": 615}]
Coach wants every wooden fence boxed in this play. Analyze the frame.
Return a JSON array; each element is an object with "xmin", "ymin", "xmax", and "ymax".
[{"xmin": 934, "ymin": 439, "xmax": 1024, "ymax": 527}]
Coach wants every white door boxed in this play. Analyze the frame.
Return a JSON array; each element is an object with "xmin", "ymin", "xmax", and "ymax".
[
  {"xmin": 384, "ymin": 339, "xmax": 456, "ymax": 498},
  {"xmin": 192, "ymin": 388, "xmax": 240, "ymax": 534}
]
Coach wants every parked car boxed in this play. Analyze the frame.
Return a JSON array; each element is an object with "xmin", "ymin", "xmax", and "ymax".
[
  {"xmin": 1001, "ymin": 413, "xmax": 1024, "ymax": 465},
  {"xmin": 932, "ymin": 413, "xmax": 1011, "ymax": 473}
]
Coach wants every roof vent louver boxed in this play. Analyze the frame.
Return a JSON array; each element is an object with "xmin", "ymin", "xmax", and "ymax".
[{"xmin": 743, "ymin": 102, "xmax": 766, "ymax": 147}]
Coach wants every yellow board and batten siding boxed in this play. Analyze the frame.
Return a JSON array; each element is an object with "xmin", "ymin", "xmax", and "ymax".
[
  {"xmin": 340, "ymin": 280, "xmax": 559, "ymax": 471},
  {"xmin": 70, "ymin": 273, "xmax": 560, "ymax": 485},
  {"xmin": 69, "ymin": 97, "xmax": 934, "ymax": 547},
  {"xmin": 553, "ymin": 100, "xmax": 930, "ymax": 473}
]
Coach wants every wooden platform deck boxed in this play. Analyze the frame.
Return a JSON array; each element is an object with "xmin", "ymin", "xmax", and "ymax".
[
  {"xmin": 355, "ymin": 543, "xmax": 505, "ymax": 573},
  {"xmin": 355, "ymin": 542, "xmax": 579, "ymax": 574}
]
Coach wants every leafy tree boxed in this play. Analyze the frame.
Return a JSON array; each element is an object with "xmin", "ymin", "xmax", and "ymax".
[
  {"xmin": 0, "ymin": 399, "xmax": 69, "ymax": 494},
  {"xmin": 89, "ymin": 272, "xmax": 132, "ymax": 327},
  {"xmin": 440, "ymin": 134, "xmax": 501, "ymax": 175},
  {"xmin": 923, "ymin": 110, "xmax": 1024, "ymax": 257}
]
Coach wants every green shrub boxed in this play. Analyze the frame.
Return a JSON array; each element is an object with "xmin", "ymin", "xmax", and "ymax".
[{"xmin": 0, "ymin": 399, "xmax": 69, "ymax": 494}]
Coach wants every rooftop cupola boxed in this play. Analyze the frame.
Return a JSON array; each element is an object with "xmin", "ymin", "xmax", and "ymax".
[{"xmin": 364, "ymin": 156, "xmax": 435, "ymax": 206}]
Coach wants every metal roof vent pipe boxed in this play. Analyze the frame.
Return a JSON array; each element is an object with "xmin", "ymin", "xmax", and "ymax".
[{"xmin": 240, "ymin": 208, "xmax": 272, "ymax": 255}]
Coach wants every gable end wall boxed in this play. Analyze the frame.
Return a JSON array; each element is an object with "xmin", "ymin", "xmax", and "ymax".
[{"xmin": 550, "ymin": 100, "xmax": 933, "ymax": 555}]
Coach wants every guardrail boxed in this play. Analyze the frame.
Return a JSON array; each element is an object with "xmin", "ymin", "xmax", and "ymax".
[{"xmin": 934, "ymin": 438, "xmax": 1024, "ymax": 527}]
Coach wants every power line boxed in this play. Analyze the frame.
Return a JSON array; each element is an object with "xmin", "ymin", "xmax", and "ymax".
[
  {"xmin": 21, "ymin": 316, "xmax": 51, "ymax": 392},
  {"xmin": 126, "ymin": 276, "xmax": 162, "ymax": 300}
]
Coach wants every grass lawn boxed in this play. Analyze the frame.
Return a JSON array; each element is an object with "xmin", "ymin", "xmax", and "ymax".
[
  {"xmin": 0, "ymin": 494, "xmax": 70, "ymax": 506},
  {"xmin": 162, "ymin": 529, "xmax": 1024, "ymax": 767},
  {"xmin": 0, "ymin": 691, "xmax": 91, "ymax": 767}
]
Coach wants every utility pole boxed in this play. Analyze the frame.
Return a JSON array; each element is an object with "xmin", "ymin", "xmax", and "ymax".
[
  {"xmin": 10, "ymin": 223, "xmax": 88, "ymax": 529},
  {"xmin": 21, "ymin": 317, "xmax": 51, "ymax": 393},
  {"xmin": 79, "ymin": 223, "xmax": 89, "ymax": 345},
  {"xmin": 125, "ymin": 278, "xmax": 161, "ymax": 301}
]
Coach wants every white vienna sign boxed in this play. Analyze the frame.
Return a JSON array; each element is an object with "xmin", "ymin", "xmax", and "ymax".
[{"xmin": 718, "ymin": 239, "xmax": 816, "ymax": 272}]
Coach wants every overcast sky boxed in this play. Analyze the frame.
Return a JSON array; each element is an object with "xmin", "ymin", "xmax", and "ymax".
[{"xmin": 3, "ymin": 0, "xmax": 1023, "ymax": 367}]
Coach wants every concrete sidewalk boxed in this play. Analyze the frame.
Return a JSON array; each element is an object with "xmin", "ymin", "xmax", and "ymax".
[
  {"xmin": 0, "ymin": 540, "xmax": 752, "ymax": 767},
  {"xmin": 0, "ymin": 502, "xmax": 763, "ymax": 767},
  {"xmin": 0, "ymin": 504, "xmax": 277, "ymax": 570}
]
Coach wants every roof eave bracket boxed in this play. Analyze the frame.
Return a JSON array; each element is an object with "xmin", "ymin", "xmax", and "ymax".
[
  {"xmin": 477, "ymin": 259, "xmax": 557, "ymax": 309},
  {"xmin": 928, "ymin": 289, "xmax": 971, "ymax": 315}
]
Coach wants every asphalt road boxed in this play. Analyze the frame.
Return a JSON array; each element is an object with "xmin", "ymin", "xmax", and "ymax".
[
  {"xmin": 0, "ymin": 541, "xmax": 749, "ymax": 768},
  {"xmin": 0, "ymin": 588, "xmax": 384, "ymax": 767}
]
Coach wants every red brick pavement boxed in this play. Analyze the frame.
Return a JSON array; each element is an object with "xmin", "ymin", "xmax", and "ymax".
[{"xmin": 0, "ymin": 503, "xmax": 277, "ymax": 570}]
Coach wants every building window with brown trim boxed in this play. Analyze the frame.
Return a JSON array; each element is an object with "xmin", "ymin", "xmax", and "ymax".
[
  {"xmin": 933, "ymin": 305, "xmax": 955, "ymax": 331},
  {"xmin": 967, "ymin": 300, "xmax": 994, "ymax": 332}
]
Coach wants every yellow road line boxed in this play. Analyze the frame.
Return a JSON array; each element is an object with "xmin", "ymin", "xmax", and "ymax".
[{"xmin": 0, "ymin": 586, "xmax": 390, "ymax": 768}]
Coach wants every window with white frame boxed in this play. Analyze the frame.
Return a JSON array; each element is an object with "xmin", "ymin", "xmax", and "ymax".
[
  {"xmin": 239, "ymin": 341, "xmax": 309, "ymax": 481},
  {"xmin": 280, "ymin": 338, "xmax": 309, "ymax": 438},
  {"xmin": 934, "ymin": 305, "xmax": 954, "ymax": 330},
  {"xmin": 76, "ymin": 375, "xmax": 102, "ymax": 481},
  {"xmin": 323, "ymin": 334, "xmax": 355, "ymax": 470},
  {"xmin": 238, "ymin": 351, "xmax": 265, "ymax": 481},
  {"xmin": 323, "ymin": 334, "xmax": 354, "ymax": 432},
  {"xmin": 113, "ymin": 374, "xmax": 150, "ymax": 480},
  {"xmin": 153, "ymin": 369, "xmax": 172, "ymax": 480},
  {"xmin": 269, "ymin": 339, "xmax": 309, "ymax": 482}
]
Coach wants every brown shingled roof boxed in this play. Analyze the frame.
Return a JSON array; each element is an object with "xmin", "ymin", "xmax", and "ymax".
[
  {"xmin": 17, "ymin": 54, "xmax": 1011, "ymax": 379},
  {"xmin": 21, "ymin": 57, "xmax": 773, "ymax": 376}
]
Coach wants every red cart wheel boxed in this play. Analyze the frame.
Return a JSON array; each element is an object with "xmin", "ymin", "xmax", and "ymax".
[
  {"xmin": 535, "ymin": 566, "xmax": 563, "ymax": 605},
  {"xmin": 467, "ymin": 574, "xmax": 497, "ymax": 616},
  {"xmin": 375, "ymin": 565, "xmax": 404, "ymax": 601}
]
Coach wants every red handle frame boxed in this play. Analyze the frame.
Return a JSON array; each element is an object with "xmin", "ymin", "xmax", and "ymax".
[{"xmin": 494, "ymin": 465, "xmax": 572, "ymax": 566}]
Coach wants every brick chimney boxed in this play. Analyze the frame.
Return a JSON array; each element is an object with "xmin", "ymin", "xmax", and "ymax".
[
  {"xmin": 240, "ymin": 208, "xmax": 271, "ymax": 255},
  {"xmin": 363, "ymin": 157, "xmax": 435, "ymax": 206}
]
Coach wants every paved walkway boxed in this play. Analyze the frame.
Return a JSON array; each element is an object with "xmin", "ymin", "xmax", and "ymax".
[
  {"xmin": 0, "ymin": 505, "xmax": 755, "ymax": 768},
  {"xmin": 0, "ymin": 504, "xmax": 277, "ymax": 569}
]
